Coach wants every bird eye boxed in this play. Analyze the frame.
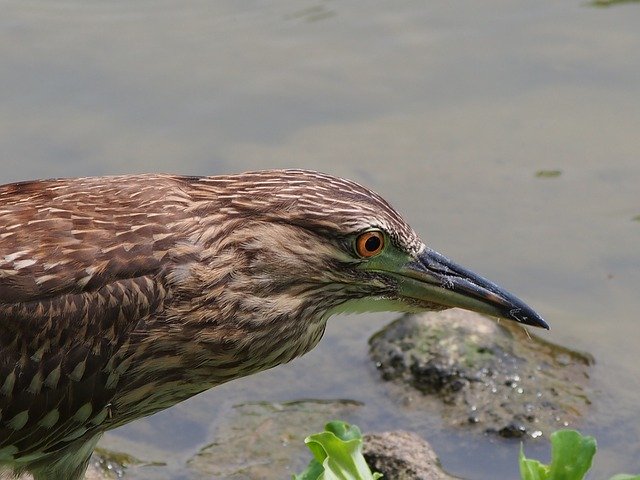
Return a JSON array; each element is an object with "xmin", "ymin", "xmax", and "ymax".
[{"xmin": 355, "ymin": 231, "xmax": 385, "ymax": 258}]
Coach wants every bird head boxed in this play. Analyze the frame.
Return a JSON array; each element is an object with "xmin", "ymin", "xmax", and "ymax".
[{"xmin": 193, "ymin": 169, "xmax": 548, "ymax": 330}]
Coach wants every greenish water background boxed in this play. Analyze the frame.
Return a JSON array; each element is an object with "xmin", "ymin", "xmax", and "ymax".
[{"xmin": 1, "ymin": 1, "xmax": 639, "ymax": 478}]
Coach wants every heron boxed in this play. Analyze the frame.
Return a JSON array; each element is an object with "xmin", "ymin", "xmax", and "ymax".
[{"xmin": 0, "ymin": 169, "xmax": 547, "ymax": 479}]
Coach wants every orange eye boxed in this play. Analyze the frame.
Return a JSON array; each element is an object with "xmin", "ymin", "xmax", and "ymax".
[{"xmin": 355, "ymin": 231, "xmax": 385, "ymax": 258}]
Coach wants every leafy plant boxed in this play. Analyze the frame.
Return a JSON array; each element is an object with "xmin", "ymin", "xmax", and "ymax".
[
  {"xmin": 519, "ymin": 430, "xmax": 640, "ymax": 480},
  {"xmin": 294, "ymin": 420, "xmax": 382, "ymax": 480},
  {"xmin": 295, "ymin": 425, "xmax": 640, "ymax": 480}
]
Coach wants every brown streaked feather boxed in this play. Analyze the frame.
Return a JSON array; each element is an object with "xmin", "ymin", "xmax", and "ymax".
[
  {"xmin": 0, "ymin": 175, "xmax": 191, "ymax": 457},
  {"xmin": 0, "ymin": 175, "xmax": 189, "ymax": 304},
  {"xmin": 4, "ymin": 174, "xmax": 259, "ymax": 452}
]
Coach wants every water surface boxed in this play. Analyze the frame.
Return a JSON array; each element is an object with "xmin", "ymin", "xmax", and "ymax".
[{"xmin": 1, "ymin": 1, "xmax": 639, "ymax": 478}]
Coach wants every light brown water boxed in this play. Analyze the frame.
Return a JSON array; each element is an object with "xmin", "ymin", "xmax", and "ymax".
[{"xmin": 1, "ymin": 1, "xmax": 639, "ymax": 478}]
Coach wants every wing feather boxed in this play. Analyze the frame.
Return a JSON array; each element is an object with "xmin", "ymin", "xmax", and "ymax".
[{"xmin": 0, "ymin": 175, "xmax": 194, "ymax": 456}]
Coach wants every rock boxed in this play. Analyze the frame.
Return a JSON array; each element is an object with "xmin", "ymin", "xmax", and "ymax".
[
  {"xmin": 369, "ymin": 309, "xmax": 593, "ymax": 439},
  {"xmin": 363, "ymin": 431, "xmax": 457, "ymax": 480}
]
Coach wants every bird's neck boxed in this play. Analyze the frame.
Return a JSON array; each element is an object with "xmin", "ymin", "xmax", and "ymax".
[
  {"xmin": 183, "ymin": 294, "xmax": 331, "ymax": 382},
  {"xmin": 164, "ymin": 253, "xmax": 344, "ymax": 381},
  {"xmin": 109, "ymin": 289, "xmax": 332, "ymax": 423}
]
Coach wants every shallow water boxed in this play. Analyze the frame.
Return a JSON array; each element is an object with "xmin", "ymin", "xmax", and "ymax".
[{"xmin": 1, "ymin": 1, "xmax": 639, "ymax": 478}]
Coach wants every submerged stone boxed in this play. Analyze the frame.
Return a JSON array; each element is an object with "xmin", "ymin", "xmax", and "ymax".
[
  {"xmin": 369, "ymin": 309, "xmax": 593, "ymax": 439},
  {"xmin": 187, "ymin": 399, "xmax": 363, "ymax": 479}
]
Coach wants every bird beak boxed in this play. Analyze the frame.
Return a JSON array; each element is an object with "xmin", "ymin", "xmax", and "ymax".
[{"xmin": 396, "ymin": 248, "xmax": 549, "ymax": 329}]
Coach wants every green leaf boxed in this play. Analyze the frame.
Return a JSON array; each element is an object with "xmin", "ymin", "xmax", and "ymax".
[
  {"xmin": 519, "ymin": 444, "xmax": 550, "ymax": 480},
  {"xmin": 519, "ymin": 430, "xmax": 596, "ymax": 480},
  {"xmin": 294, "ymin": 421, "xmax": 382, "ymax": 480},
  {"xmin": 547, "ymin": 430, "xmax": 596, "ymax": 480},
  {"xmin": 609, "ymin": 475, "xmax": 640, "ymax": 480},
  {"xmin": 325, "ymin": 421, "xmax": 363, "ymax": 442},
  {"xmin": 293, "ymin": 459, "xmax": 325, "ymax": 480}
]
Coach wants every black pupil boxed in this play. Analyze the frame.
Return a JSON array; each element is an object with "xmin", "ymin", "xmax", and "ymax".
[{"xmin": 364, "ymin": 235, "xmax": 381, "ymax": 252}]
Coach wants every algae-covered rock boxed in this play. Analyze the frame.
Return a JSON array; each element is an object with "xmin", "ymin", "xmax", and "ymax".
[
  {"xmin": 369, "ymin": 309, "xmax": 593, "ymax": 439},
  {"xmin": 187, "ymin": 399, "xmax": 363, "ymax": 479}
]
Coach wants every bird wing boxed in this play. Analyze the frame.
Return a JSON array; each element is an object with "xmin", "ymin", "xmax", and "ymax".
[{"xmin": 0, "ymin": 176, "xmax": 193, "ymax": 457}]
